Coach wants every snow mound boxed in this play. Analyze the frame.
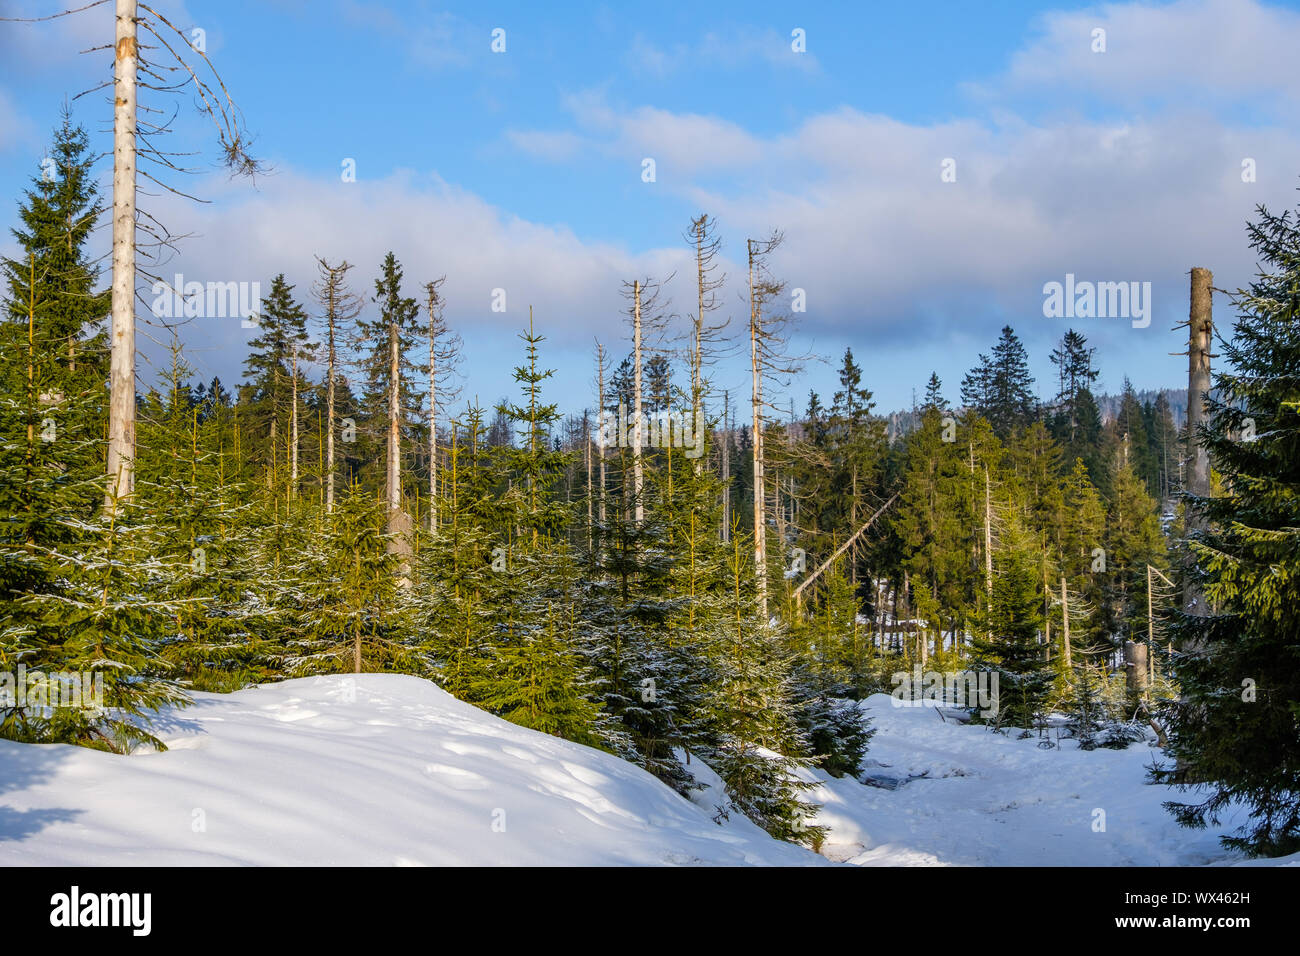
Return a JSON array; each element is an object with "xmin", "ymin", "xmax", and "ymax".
[{"xmin": 0, "ymin": 675, "xmax": 820, "ymax": 866}]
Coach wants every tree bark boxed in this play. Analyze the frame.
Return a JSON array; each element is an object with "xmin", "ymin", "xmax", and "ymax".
[
  {"xmin": 1124, "ymin": 640, "xmax": 1149, "ymax": 700},
  {"xmin": 692, "ymin": 220, "xmax": 705, "ymax": 476},
  {"xmin": 983, "ymin": 463, "xmax": 993, "ymax": 627},
  {"xmin": 289, "ymin": 344, "xmax": 299, "ymax": 498},
  {"xmin": 326, "ymin": 301, "xmax": 336, "ymax": 513},
  {"xmin": 425, "ymin": 284, "xmax": 440, "ymax": 532},
  {"xmin": 596, "ymin": 343, "xmax": 607, "ymax": 530},
  {"xmin": 1184, "ymin": 266, "xmax": 1213, "ymax": 618},
  {"xmin": 386, "ymin": 313, "xmax": 404, "ymax": 552},
  {"xmin": 106, "ymin": 0, "xmax": 139, "ymax": 511},
  {"xmin": 721, "ymin": 390, "xmax": 730, "ymax": 542},
  {"xmin": 633, "ymin": 280, "xmax": 644, "ymax": 524},
  {"xmin": 584, "ymin": 409, "xmax": 593, "ymax": 553},
  {"xmin": 1061, "ymin": 574, "xmax": 1072, "ymax": 670},
  {"xmin": 749, "ymin": 243, "xmax": 766, "ymax": 618}
]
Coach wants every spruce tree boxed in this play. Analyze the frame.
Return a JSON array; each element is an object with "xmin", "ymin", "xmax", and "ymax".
[
  {"xmin": 697, "ymin": 529, "xmax": 824, "ymax": 845},
  {"xmin": 242, "ymin": 275, "xmax": 312, "ymax": 493},
  {"xmin": 140, "ymin": 339, "xmax": 275, "ymax": 691},
  {"xmin": 963, "ymin": 326, "xmax": 1036, "ymax": 438},
  {"xmin": 356, "ymin": 252, "xmax": 426, "ymax": 535},
  {"xmin": 295, "ymin": 484, "xmax": 412, "ymax": 674},
  {"xmin": 1048, "ymin": 329, "xmax": 1098, "ymax": 450},
  {"xmin": 2, "ymin": 112, "xmax": 109, "ymax": 395},
  {"xmin": 1102, "ymin": 452, "xmax": 1167, "ymax": 644},
  {"xmin": 971, "ymin": 521, "xmax": 1052, "ymax": 731},
  {"xmin": 1159, "ymin": 199, "xmax": 1300, "ymax": 856}
]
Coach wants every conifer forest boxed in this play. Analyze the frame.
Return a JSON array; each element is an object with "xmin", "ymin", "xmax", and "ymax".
[{"xmin": 0, "ymin": 0, "xmax": 1298, "ymax": 898}]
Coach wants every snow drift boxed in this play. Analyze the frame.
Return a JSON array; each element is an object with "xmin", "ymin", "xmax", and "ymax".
[
  {"xmin": 2, "ymin": 677, "xmax": 1295, "ymax": 867},
  {"xmin": 0, "ymin": 674, "xmax": 819, "ymax": 866}
]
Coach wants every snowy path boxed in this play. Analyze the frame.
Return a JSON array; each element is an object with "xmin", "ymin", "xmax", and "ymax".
[{"xmin": 803, "ymin": 695, "xmax": 1259, "ymax": 866}]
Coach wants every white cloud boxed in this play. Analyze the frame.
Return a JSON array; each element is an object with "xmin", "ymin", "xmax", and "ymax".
[
  {"xmin": 982, "ymin": 0, "xmax": 1300, "ymax": 108},
  {"xmin": 126, "ymin": 167, "xmax": 689, "ymax": 396},
  {"xmin": 504, "ymin": 129, "xmax": 587, "ymax": 163},
  {"xmin": 625, "ymin": 27, "xmax": 821, "ymax": 78},
  {"xmin": 340, "ymin": 2, "xmax": 475, "ymax": 71},
  {"xmin": 513, "ymin": 91, "xmax": 763, "ymax": 175},
  {"xmin": 15, "ymin": 0, "xmax": 1299, "ymax": 410}
]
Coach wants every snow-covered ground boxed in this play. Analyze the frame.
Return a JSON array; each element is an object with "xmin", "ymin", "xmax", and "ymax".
[
  {"xmin": 0, "ymin": 675, "xmax": 817, "ymax": 866},
  {"xmin": 803, "ymin": 695, "xmax": 1272, "ymax": 866},
  {"xmin": 0, "ymin": 676, "xmax": 1293, "ymax": 866}
]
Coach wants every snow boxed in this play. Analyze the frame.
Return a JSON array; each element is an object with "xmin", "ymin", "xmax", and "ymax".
[
  {"xmin": 0, "ymin": 675, "xmax": 819, "ymax": 866},
  {"xmin": 1, "ymin": 678, "xmax": 1293, "ymax": 866},
  {"xmin": 796, "ymin": 694, "xmax": 1262, "ymax": 867}
]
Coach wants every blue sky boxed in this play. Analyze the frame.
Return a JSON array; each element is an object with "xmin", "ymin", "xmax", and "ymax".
[{"xmin": 3, "ymin": 0, "xmax": 1300, "ymax": 418}]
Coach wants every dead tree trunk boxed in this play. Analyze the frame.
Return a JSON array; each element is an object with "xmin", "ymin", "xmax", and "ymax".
[
  {"xmin": 326, "ymin": 325, "xmax": 336, "ymax": 513},
  {"xmin": 749, "ymin": 243, "xmax": 767, "ymax": 619},
  {"xmin": 721, "ymin": 390, "xmax": 731, "ymax": 541},
  {"xmin": 1061, "ymin": 574, "xmax": 1072, "ymax": 670},
  {"xmin": 289, "ymin": 343, "xmax": 299, "ymax": 498},
  {"xmin": 584, "ymin": 409, "xmax": 593, "ymax": 553},
  {"xmin": 1124, "ymin": 640, "xmax": 1149, "ymax": 700},
  {"xmin": 688, "ymin": 214, "xmax": 725, "ymax": 477},
  {"xmin": 983, "ymin": 464, "xmax": 993, "ymax": 626},
  {"xmin": 424, "ymin": 281, "xmax": 447, "ymax": 532},
  {"xmin": 596, "ymin": 342, "xmax": 608, "ymax": 530},
  {"xmin": 106, "ymin": 0, "xmax": 139, "ymax": 510},
  {"xmin": 692, "ymin": 222, "xmax": 705, "ymax": 476},
  {"xmin": 386, "ymin": 312, "xmax": 406, "ymax": 554},
  {"xmin": 1183, "ymin": 266, "xmax": 1213, "ymax": 619},
  {"xmin": 313, "ymin": 258, "xmax": 358, "ymax": 515},
  {"xmin": 428, "ymin": 298, "xmax": 438, "ymax": 531},
  {"xmin": 632, "ymin": 279, "xmax": 644, "ymax": 524}
]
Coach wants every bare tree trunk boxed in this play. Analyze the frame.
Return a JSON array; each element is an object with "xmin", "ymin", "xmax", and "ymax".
[
  {"xmin": 1124, "ymin": 641, "xmax": 1149, "ymax": 700},
  {"xmin": 693, "ymin": 229, "xmax": 705, "ymax": 473},
  {"xmin": 773, "ymin": 466, "xmax": 786, "ymax": 568},
  {"xmin": 387, "ymin": 315, "xmax": 403, "ymax": 550},
  {"xmin": 316, "ymin": 410, "xmax": 323, "ymax": 509},
  {"xmin": 596, "ymin": 343, "xmax": 607, "ymax": 529},
  {"xmin": 1184, "ymin": 266, "xmax": 1213, "ymax": 619},
  {"xmin": 353, "ymin": 609, "xmax": 362, "ymax": 674},
  {"xmin": 633, "ymin": 279, "xmax": 644, "ymax": 524},
  {"xmin": 910, "ymin": 570, "xmax": 927, "ymax": 667},
  {"xmin": 983, "ymin": 464, "xmax": 993, "ymax": 627},
  {"xmin": 584, "ymin": 409, "xmax": 593, "ymax": 553},
  {"xmin": 749, "ymin": 243, "xmax": 767, "ymax": 620},
  {"xmin": 891, "ymin": 580, "xmax": 900, "ymax": 654},
  {"xmin": 289, "ymin": 343, "xmax": 299, "ymax": 498},
  {"xmin": 427, "ymin": 290, "xmax": 438, "ymax": 532},
  {"xmin": 1061, "ymin": 575, "xmax": 1072, "ymax": 670},
  {"xmin": 721, "ymin": 390, "xmax": 730, "ymax": 541},
  {"xmin": 315, "ymin": 258, "xmax": 358, "ymax": 515},
  {"xmin": 1147, "ymin": 564, "xmax": 1155, "ymax": 683},
  {"xmin": 326, "ymin": 318, "xmax": 336, "ymax": 513},
  {"xmin": 106, "ymin": 0, "xmax": 139, "ymax": 511},
  {"xmin": 1043, "ymin": 556, "xmax": 1051, "ymax": 658},
  {"xmin": 692, "ymin": 219, "xmax": 706, "ymax": 476},
  {"xmin": 268, "ymin": 417, "xmax": 277, "ymax": 493}
]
